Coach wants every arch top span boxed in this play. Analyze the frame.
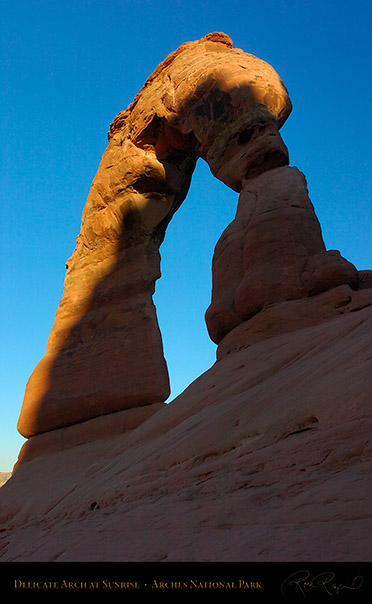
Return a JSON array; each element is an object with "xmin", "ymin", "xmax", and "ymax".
[
  {"xmin": 109, "ymin": 31, "xmax": 291, "ymax": 191},
  {"xmin": 17, "ymin": 33, "xmax": 291, "ymax": 438}
]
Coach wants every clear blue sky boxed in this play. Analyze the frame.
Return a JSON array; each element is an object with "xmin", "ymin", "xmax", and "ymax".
[{"xmin": 1, "ymin": 0, "xmax": 371, "ymax": 470}]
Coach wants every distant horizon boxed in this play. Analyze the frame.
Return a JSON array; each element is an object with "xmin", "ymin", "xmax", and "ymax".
[{"xmin": 1, "ymin": 0, "xmax": 371, "ymax": 470}]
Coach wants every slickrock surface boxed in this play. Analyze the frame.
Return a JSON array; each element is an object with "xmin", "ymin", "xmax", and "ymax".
[
  {"xmin": 0, "ymin": 301, "xmax": 371, "ymax": 561},
  {"xmin": 1, "ymin": 34, "xmax": 371, "ymax": 562},
  {"xmin": 17, "ymin": 32, "xmax": 291, "ymax": 439}
]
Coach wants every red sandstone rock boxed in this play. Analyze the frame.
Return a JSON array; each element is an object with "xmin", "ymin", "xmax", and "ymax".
[
  {"xmin": 2, "ymin": 33, "xmax": 371, "ymax": 563},
  {"xmin": 0, "ymin": 301, "xmax": 371, "ymax": 561},
  {"xmin": 17, "ymin": 32, "xmax": 291, "ymax": 438},
  {"xmin": 205, "ymin": 166, "xmax": 360, "ymax": 347}
]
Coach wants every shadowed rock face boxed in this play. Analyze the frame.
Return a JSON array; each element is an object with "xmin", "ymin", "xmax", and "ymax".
[
  {"xmin": 17, "ymin": 32, "xmax": 292, "ymax": 438},
  {"xmin": 205, "ymin": 166, "xmax": 360, "ymax": 351},
  {"xmin": 2, "ymin": 33, "xmax": 372, "ymax": 564}
]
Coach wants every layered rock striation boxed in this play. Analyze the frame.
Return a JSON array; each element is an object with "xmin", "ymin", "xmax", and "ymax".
[
  {"xmin": 1, "ymin": 34, "xmax": 371, "ymax": 562},
  {"xmin": 1, "ymin": 298, "xmax": 371, "ymax": 561},
  {"xmin": 17, "ymin": 32, "xmax": 291, "ymax": 439},
  {"xmin": 205, "ymin": 165, "xmax": 364, "ymax": 356}
]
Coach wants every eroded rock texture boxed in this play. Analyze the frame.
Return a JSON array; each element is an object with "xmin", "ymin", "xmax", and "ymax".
[
  {"xmin": 205, "ymin": 166, "xmax": 361, "ymax": 355},
  {"xmin": 17, "ymin": 32, "xmax": 291, "ymax": 438},
  {"xmin": 1, "ymin": 299, "xmax": 371, "ymax": 561},
  {"xmin": 3, "ymin": 33, "xmax": 371, "ymax": 563}
]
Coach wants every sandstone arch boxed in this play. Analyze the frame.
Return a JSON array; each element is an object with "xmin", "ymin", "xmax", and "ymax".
[
  {"xmin": 5, "ymin": 32, "xmax": 372, "ymax": 564},
  {"xmin": 17, "ymin": 33, "xmax": 293, "ymax": 438}
]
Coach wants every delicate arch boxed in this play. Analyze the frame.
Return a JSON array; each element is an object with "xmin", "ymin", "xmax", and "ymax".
[{"xmin": 18, "ymin": 33, "xmax": 291, "ymax": 437}]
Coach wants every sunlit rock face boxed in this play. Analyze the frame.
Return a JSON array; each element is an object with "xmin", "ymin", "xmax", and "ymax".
[
  {"xmin": 17, "ymin": 33, "xmax": 292, "ymax": 438},
  {"xmin": 2, "ymin": 33, "xmax": 372, "ymax": 564}
]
